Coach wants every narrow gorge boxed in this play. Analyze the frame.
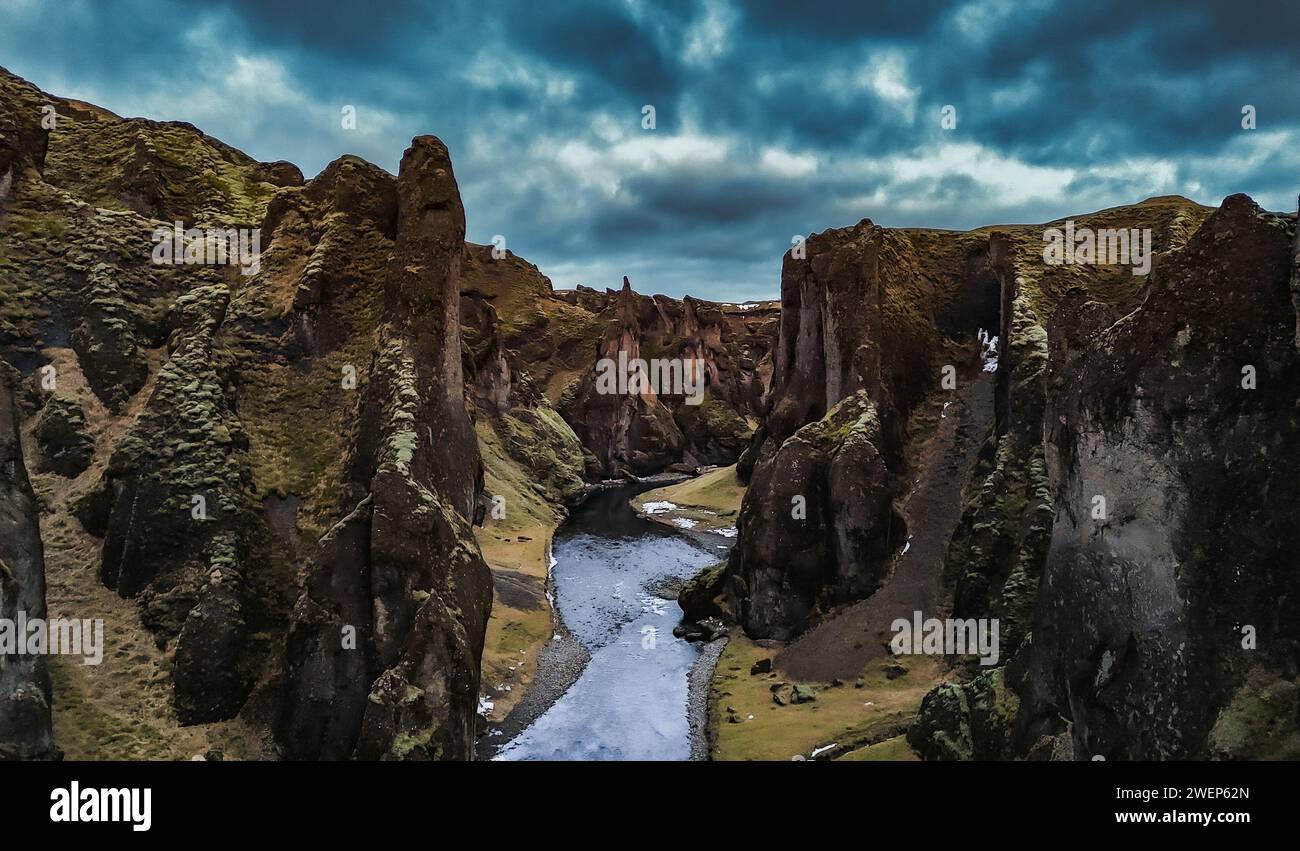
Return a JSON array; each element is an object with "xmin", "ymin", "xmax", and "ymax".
[{"xmin": 2, "ymin": 63, "xmax": 1297, "ymax": 763}]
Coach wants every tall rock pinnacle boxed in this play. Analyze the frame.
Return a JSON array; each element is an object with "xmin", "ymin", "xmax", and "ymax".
[{"xmin": 276, "ymin": 136, "xmax": 492, "ymax": 760}]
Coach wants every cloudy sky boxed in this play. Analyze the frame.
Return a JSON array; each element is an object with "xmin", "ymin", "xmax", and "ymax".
[{"xmin": 2, "ymin": 0, "xmax": 1296, "ymax": 300}]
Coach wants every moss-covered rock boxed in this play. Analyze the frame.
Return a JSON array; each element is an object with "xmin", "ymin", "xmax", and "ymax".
[
  {"xmin": 1208, "ymin": 669, "xmax": 1300, "ymax": 760},
  {"xmin": 679, "ymin": 561, "xmax": 728, "ymax": 622},
  {"xmin": 276, "ymin": 137, "xmax": 492, "ymax": 762},
  {"xmin": 1025, "ymin": 194, "xmax": 1300, "ymax": 760},
  {"xmin": 729, "ymin": 391, "xmax": 901, "ymax": 639},
  {"xmin": 909, "ymin": 666, "xmax": 1020, "ymax": 761},
  {"xmin": 85, "ymin": 282, "xmax": 259, "ymax": 723},
  {"xmin": 33, "ymin": 394, "xmax": 93, "ymax": 478}
]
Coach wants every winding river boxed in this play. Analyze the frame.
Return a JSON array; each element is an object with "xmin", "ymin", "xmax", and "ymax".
[{"xmin": 495, "ymin": 481, "xmax": 725, "ymax": 761}]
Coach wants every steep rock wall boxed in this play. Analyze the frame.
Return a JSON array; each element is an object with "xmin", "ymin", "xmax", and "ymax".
[
  {"xmin": 729, "ymin": 220, "xmax": 998, "ymax": 638},
  {"xmin": 0, "ymin": 364, "xmax": 58, "ymax": 759},
  {"xmin": 275, "ymin": 137, "xmax": 492, "ymax": 761},
  {"xmin": 1020, "ymin": 195, "xmax": 1300, "ymax": 759},
  {"xmin": 911, "ymin": 195, "xmax": 1300, "ymax": 761}
]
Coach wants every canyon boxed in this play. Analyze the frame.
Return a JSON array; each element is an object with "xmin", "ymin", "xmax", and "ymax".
[{"xmin": 1, "ymin": 64, "xmax": 1297, "ymax": 761}]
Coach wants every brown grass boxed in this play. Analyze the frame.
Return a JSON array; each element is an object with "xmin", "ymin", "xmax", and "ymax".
[{"xmin": 709, "ymin": 635, "xmax": 943, "ymax": 761}]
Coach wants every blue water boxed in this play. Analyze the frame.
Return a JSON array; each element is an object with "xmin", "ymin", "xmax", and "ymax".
[{"xmin": 495, "ymin": 483, "xmax": 718, "ymax": 761}]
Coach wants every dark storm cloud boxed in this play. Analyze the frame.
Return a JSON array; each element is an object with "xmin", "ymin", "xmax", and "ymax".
[
  {"xmin": 199, "ymin": 0, "xmax": 439, "ymax": 52},
  {"xmin": 502, "ymin": 1, "xmax": 684, "ymax": 103},
  {"xmin": 1, "ymin": 0, "xmax": 1296, "ymax": 300},
  {"xmin": 741, "ymin": 0, "xmax": 955, "ymax": 40}
]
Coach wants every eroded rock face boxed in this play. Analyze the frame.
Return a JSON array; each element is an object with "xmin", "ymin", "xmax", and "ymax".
[
  {"xmin": 942, "ymin": 237, "xmax": 1054, "ymax": 657},
  {"xmin": 732, "ymin": 195, "xmax": 1300, "ymax": 760},
  {"xmin": 92, "ymin": 283, "xmax": 258, "ymax": 723},
  {"xmin": 5, "ymin": 64, "xmax": 759, "ymax": 756},
  {"xmin": 764, "ymin": 221, "xmax": 954, "ymax": 455},
  {"xmin": 0, "ymin": 67, "xmax": 49, "ymax": 191},
  {"xmin": 276, "ymin": 137, "xmax": 493, "ymax": 761},
  {"xmin": 556, "ymin": 278, "xmax": 777, "ymax": 476},
  {"xmin": 909, "ymin": 666, "xmax": 1021, "ymax": 761},
  {"xmin": 33, "ymin": 394, "xmax": 93, "ymax": 478},
  {"xmin": 460, "ymin": 285, "xmax": 587, "ymax": 505},
  {"xmin": 456, "ymin": 245, "xmax": 776, "ymax": 479},
  {"xmin": 728, "ymin": 221, "xmax": 990, "ymax": 638},
  {"xmin": 0, "ymin": 365, "xmax": 58, "ymax": 760},
  {"xmin": 254, "ymin": 153, "xmax": 399, "ymax": 360},
  {"xmin": 730, "ymin": 391, "xmax": 900, "ymax": 639},
  {"xmin": 910, "ymin": 195, "xmax": 1300, "ymax": 761},
  {"xmin": 1021, "ymin": 195, "xmax": 1300, "ymax": 760}
]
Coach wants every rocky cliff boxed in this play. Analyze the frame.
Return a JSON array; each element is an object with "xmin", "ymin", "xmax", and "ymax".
[
  {"xmin": 905, "ymin": 196, "xmax": 1300, "ymax": 762},
  {"xmin": 460, "ymin": 255, "xmax": 778, "ymax": 480},
  {"xmin": 717, "ymin": 182, "xmax": 1300, "ymax": 759},
  {"xmin": 0, "ymin": 65, "xmax": 776, "ymax": 758},
  {"xmin": 554, "ymin": 278, "xmax": 775, "ymax": 476},
  {"xmin": 0, "ymin": 68, "xmax": 495, "ymax": 758},
  {"xmin": 0, "ymin": 364, "xmax": 58, "ymax": 759},
  {"xmin": 275, "ymin": 137, "xmax": 492, "ymax": 760},
  {"xmin": 1014, "ymin": 194, "xmax": 1300, "ymax": 760},
  {"xmin": 727, "ymin": 220, "xmax": 1000, "ymax": 639}
]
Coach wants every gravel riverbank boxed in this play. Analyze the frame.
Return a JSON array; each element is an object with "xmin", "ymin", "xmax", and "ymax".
[
  {"xmin": 688, "ymin": 636, "xmax": 728, "ymax": 760},
  {"xmin": 477, "ymin": 624, "xmax": 589, "ymax": 760}
]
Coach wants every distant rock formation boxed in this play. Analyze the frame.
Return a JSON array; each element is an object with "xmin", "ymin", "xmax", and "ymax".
[
  {"xmin": 462, "ymin": 256, "xmax": 779, "ymax": 480},
  {"xmin": 555, "ymin": 279, "xmax": 776, "ymax": 477}
]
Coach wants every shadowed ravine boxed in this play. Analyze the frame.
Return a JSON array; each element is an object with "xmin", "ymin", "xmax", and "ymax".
[{"xmin": 494, "ymin": 483, "xmax": 721, "ymax": 761}]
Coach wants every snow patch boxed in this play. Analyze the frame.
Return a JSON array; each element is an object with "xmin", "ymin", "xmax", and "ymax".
[{"xmin": 978, "ymin": 328, "xmax": 999, "ymax": 373}]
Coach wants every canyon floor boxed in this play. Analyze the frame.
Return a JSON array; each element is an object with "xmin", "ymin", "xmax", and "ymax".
[{"xmin": 3, "ymin": 61, "xmax": 1298, "ymax": 763}]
